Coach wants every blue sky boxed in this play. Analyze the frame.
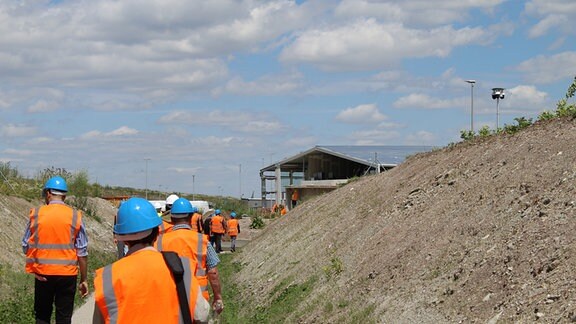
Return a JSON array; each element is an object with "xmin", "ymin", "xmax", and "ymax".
[{"xmin": 1, "ymin": 0, "xmax": 575, "ymax": 198}]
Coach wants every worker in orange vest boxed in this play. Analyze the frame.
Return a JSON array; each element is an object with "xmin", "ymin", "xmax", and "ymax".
[
  {"xmin": 93, "ymin": 197, "xmax": 209, "ymax": 323},
  {"xmin": 156, "ymin": 198, "xmax": 224, "ymax": 313},
  {"xmin": 227, "ymin": 212, "xmax": 241, "ymax": 252},
  {"xmin": 280, "ymin": 205, "xmax": 287, "ymax": 215},
  {"xmin": 291, "ymin": 189, "xmax": 299, "ymax": 208},
  {"xmin": 22, "ymin": 176, "xmax": 89, "ymax": 323},
  {"xmin": 210, "ymin": 209, "xmax": 227, "ymax": 253},
  {"xmin": 190, "ymin": 205, "xmax": 204, "ymax": 233}
]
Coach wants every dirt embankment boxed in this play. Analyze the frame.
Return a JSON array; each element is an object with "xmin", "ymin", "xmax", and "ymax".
[{"xmin": 232, "ymin": 117, "xmax": 576, "ymax": 323}]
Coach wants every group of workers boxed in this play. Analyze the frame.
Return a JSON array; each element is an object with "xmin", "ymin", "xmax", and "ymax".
[{"xmin": 21, "ymin": 176, "xmax": 241, "ymax": 324}]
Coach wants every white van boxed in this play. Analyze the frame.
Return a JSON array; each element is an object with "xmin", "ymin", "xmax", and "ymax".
[{"xmin": 190, "ymin": 200, "xmax": 211, "ymax": 215}]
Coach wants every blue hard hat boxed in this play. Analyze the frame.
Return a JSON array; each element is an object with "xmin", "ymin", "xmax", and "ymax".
[
  {"xmin": 44, "ymin": 176, "xmax": 68, "ymax": 192},
  {"xmin": 230, "ymin": 212, "xmax": 237, "ymax": 218},
  {"xmin": 171, "ymin": 197, "xmax": 194, "ymax": 214},
  {"xmin": 114, "ymin": 198, "xmax": 162, "ymax": 235},
  {"xmin": 215, "ymin": 209, "xmax": 221, "ymax": 215}
]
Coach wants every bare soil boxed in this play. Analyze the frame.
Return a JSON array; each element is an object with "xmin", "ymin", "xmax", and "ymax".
[{"xmin": 231, "ymin": 117, "xmax": 576, "ymax": 323}]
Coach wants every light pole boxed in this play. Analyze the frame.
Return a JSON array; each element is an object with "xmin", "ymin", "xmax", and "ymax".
[
  {"xmin": 491, "ymin": 88, "xmax": 505, "ymax": 130},
  {"xmin": 144, "ymin": 158, "xmax": 151, "ymax": 200},
  {"xmin": 239, "ymin": 163, "xmax": 242, "ymax": 199},
  {"xmin": 192, "ymin": 175, "xmax": 195, "ymax": 201},
  {"xmin": 466, "ymin": 80, "xmax": 476, "ymax": 132}
]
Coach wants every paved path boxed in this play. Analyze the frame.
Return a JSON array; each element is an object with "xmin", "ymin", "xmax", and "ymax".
[{"xmin": 73, "ymin": 294, "xmax": 95, "ymax": 324}]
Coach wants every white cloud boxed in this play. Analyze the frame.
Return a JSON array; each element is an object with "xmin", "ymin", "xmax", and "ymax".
[
  {"xmin": 284, "ymin": 136, "xmax": 317, "ymax": 148},
  {"xmin": 80, "ymin": 126, "xmax": 139, "ymax": 139},
  {"xmin": 27, "ymin": 100, "xmax": 60, "ymax": 113},
  {"xmin": 158, "ymin": 110, "xmax": 285, "ymax": 134},
  {"xmin": 404, "ymin": 131, "xmax": 438, "ymax": 145},
  {"xmin": 334, "ymin": 0, "xmax": 504, "ymax": 27},
  {"xmin": 516, "ymin": 51, "xmax": 576, "ymax": 84},
  {"xmin": 0, "ymin": 124, "xmax": 37, "ymax": 137},
  {"xmin": 348, "ymin": 129, "xmax": 401, "ymax": 145},
  {"xmin": 280, "ymin": 18, "xmax": 492, "ymax": 71},
  {"xmin": 394, "ymin": 94, "xmax": 464, "ymax": 109},
  {"xmin": 505, "ymin": 85, "xmax": 549, "ymax": 112},
  {"xmin": 2, "ymin": 148, "xmax": 34, "ymax": 156},
  {"xmin": 214, "ymin": 71, "xmax": 304, "ymax": 96},
  {"xmin": 525, "ymin": 0, "xmax": 576, "ymax": 37},
  {"xmin": 335, "ymin": 104, "xmax": 387, "ymax": 124}
]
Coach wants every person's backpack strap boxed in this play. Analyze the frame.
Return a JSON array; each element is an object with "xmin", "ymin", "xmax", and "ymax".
[{"xmin": 162, "ymin": 251, "xmax": 193, "ymax": 324}]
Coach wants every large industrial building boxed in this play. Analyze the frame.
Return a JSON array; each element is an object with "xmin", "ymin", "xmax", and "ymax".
[{"xmin": 260, "ymin": 145, "xmax": 433, "ymax": 209}]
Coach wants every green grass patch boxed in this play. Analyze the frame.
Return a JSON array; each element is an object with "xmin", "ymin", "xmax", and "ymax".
[
  {"xmin": 250, "ymin": 275, "xmax": 317, "ymax": 323},
  {"xmin": 216, "ymin": 253, "xmax": 249, "ymax": 323},
  {"xmin": 0, "ymin": 247, "xmax": 115, "ymax": 324},
  {"xmin": 217, "ymin": 252, "xmax": 318, "ymax": 324}
]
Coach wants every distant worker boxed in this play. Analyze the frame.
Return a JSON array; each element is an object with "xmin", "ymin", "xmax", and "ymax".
[
  {"xmin": 160, "ymin": 194, "xmax": 179, "ymax": 234},
  {"xmin": 191, "ymin": 205, "xmax": 204, "ymax": 233},
  {"xmin": 152, "ymin": 201, "xmax": 163, "ymax": 217},
  {"xmin": 280, "ymin": 204, "xmax": 287, "ymax": 216},
  {"xmin": 291, "ymin": 189, "xmax": 299, "ymax": 208},
  {"xmin": 227, "ymin": 212, "xmax": 240, "ymax": 252},
  {"xmin": 156, "ymin": 198, "xmax": 224, "ymax": 314},
  {"xmin": 22, "ymin": 176, "xmax": 89, "ymax": 324},
  {"xmin": 93, "ymin": 197, "xmax": 209, "ymax": 323},
  {"xmin": 162, "ymin": 194, "xmax": 179, "ymax": 217},
  {"xmin": 203, "ymin": 211, "xmax": 214, "ymax": 246},
  {"xmin": 210, "ymin": 209, "xmax": 227, "ymax": 253}
]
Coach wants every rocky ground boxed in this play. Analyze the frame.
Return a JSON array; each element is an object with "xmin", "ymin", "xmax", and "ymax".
[
  {"xmin": 231, "ymin": 117, "xmax": 576, "ymax": 323},
  {"xmin": 3, "ymin": 117, "xmax": 576, "ymax": 323}
]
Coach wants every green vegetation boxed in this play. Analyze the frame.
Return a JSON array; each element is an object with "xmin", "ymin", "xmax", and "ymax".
[
  {"xmin": 253, "ymin": 276, "xmax": 317, "ymax": 323},
  {"xmin": 217, "ymin": 253, "xmax": 318, "ymax": 323},
  {"xmin": 323, "ymin": 256, "xmax": 344, "ymax": 280},
  {"xmin": 460, "ymin": 76, "xmax": 576, "ymax": 141},
  {"xmin": 249, "ymin": 215, "xmax": 266, "ymax": 229},
  {"xmin": 0, "ymin": 248, "xmax": 115, "ymax": 324}
]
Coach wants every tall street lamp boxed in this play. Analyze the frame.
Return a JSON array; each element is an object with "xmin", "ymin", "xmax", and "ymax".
[
  {"xmin": 144, "ymin": 158, "xmax": 151, "ymax": 200},
  {"xmin": 491, "ymin": 88, "xmax": 505, "ymax": 130},
  {"xmin": 465, "ymin": 80, "xmax": 476, "ymax": 133},
  {"xmin": 192, "ymin": 175, "xmax": 195, "ymax": 201}
]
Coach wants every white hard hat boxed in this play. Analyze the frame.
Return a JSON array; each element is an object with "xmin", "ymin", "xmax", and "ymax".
[
  {"xmin": 151, "ymin": 201, "xmax": 163, "ymax": 210},
  {"xmin": 165, "ymin": 194, "xmax": 179, "ymax": 205}
]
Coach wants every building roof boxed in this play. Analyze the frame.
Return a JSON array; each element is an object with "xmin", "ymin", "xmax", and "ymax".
[{"xmin": 260, "ymin": 145, "xmax": 433, "ymax": 173}]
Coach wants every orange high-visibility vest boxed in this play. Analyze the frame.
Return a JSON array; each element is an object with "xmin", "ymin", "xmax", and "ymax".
[
  {"xmin": 210, "ymin": 215, "xmax": 226, "ymax": 234},
  {"xmin": 159, "ymin": 220, "xmax": 173, "ymax": 234},
  {"xmin": 94, "ymin": 249, "xmax": 200, "ymax": 324},
  {"xmin": 191, "ymin": 213, "xmax": 203, "ymax": 233},
  {"xmin": 156, "ymin": 228, "xmax": 210, "ymax": 300},
  {"xmin": 25, "ymin": 204, "xmax": 82, "ymax": 276},
  {"xmin": 227, "ymin": 219, "xmax": 239, "ymax": 237},
  {"xmin": 291, "ymin": 190, "xmax": 299, "ymax": 201}
]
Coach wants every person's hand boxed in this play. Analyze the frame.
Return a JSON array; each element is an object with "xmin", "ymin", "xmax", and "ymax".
[
  {"xmin": 34, "ymin": 273, "xmax": 47, "ymax": 281},
  {"xmin": 78, "ymin": 281, "xmax": 89, "ymax": 297},
  {"xmin": 212, "ymin": 299, "xmax": 224, "ymax": 315}
]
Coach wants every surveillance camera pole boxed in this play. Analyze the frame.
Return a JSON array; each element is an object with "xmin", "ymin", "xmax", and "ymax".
[
  {"xmin": 492, "ymin": 88, "xmax": 505, "ymax": 130},
  {"xmin": 466, "ymin": 80, "xmax": 476, "ymax": 132}
]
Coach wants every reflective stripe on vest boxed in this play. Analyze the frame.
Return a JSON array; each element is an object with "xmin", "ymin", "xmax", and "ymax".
[
  {"xmin": 157, "ymin": 227, "xmax": 209, "ymax": 300},
  {"xmin": 227, "ymin": 219, "xmax": 238, "ymax": 236},
  {"xmin": 99, "ymin": 254, "xmax": 194, "ymax": 324},
  {"xmin": 210, "ymin": 216, "xmax": 225, "ymax": 234},
  {"xmin": 25, "ymin": 206, "xmax": 80, "ymax": 275}
]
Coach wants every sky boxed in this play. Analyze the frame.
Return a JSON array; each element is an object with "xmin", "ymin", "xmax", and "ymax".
[{"xmin": 1, "ymin": 0, "xmax": 575, "ymax": 199}]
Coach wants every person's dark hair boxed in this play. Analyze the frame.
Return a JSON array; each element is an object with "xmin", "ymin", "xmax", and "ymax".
[{"xmin": 127, "ymin": 227, "xmax": 159, "ymax": 246}]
